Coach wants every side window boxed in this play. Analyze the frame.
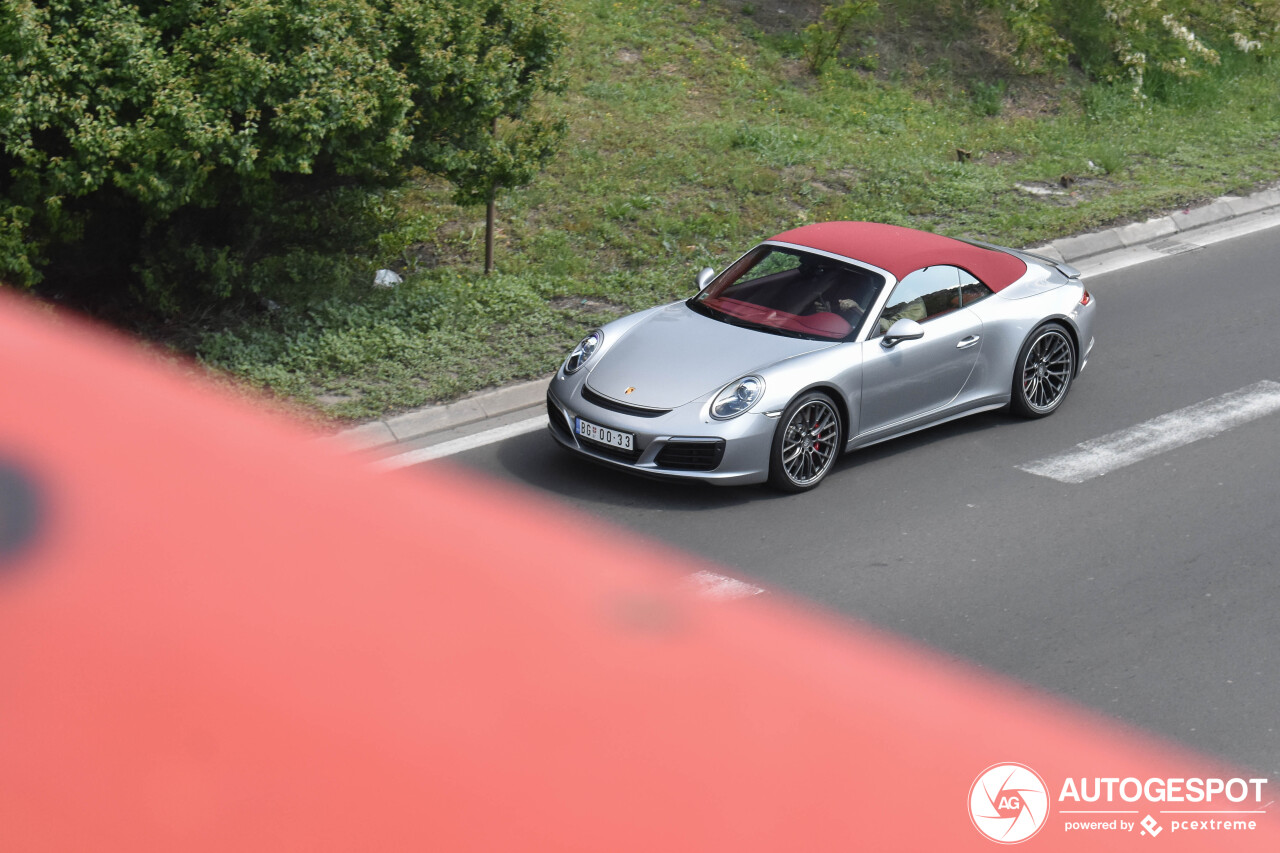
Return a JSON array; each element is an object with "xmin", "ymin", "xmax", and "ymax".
[
  {"xmin": 875, "ymin": 265, "xmax": 960, "ymax": 334},
  {"xmin": 959, "ymin": 269, "xmax": 994, "ymax": 306}
]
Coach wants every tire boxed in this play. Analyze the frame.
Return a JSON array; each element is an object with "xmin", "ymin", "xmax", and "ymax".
[
  {"xmin": 1010, "ymin": 322, "xmax": 1076, "ymax": 418},
  {"xmin": 768, "ymin": 391, "xmax": 842, "ymax": 492}
]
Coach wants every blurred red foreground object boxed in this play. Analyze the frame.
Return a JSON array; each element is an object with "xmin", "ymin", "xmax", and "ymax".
[{"xmin": 0, "ymin": 291, "xmax": 1273, "ymax": 851}]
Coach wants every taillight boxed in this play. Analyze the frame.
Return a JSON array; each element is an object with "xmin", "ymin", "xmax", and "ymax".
[{"xmin": 1079, "ymin": 289, "xmax": 1091, "ymax": 306}]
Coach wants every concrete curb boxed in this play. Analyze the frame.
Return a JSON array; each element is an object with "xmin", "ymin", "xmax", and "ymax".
[
  {"xmin": 339, "ymin": 182, "xmax": 1280, "ymax": 452},
  {"xmin": 1030, "ymin": 186, "xmax": 1280, "ymax": 264},
  {"xmin": 338, "ymin": 376, "xmax": 551, "ymax": 450}
]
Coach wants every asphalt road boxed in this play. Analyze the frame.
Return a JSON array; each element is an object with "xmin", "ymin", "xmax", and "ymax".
[{"xmin": 421, "ymin": 227, "xmax": 1280, "ymax": 777}]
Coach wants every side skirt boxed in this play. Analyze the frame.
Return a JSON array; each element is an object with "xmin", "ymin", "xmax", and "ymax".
[{"xmin": 844, "ymin": 396, "xmax": 1009, "ymax": 453}]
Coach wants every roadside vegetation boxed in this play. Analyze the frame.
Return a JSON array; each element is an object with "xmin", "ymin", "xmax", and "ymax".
[{"xmin": 5, "ymin": 0, "xmax": 1280, "ymax": 421}]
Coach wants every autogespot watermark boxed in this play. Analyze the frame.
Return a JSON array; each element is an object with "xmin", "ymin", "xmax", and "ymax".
[
  {"xmin": 970, "ymin": 763, "xmax": 1051, "ymax": 844},
  {"xmin": 969, "ymin": 764, "xmax": 1270, "ymax": 843}
]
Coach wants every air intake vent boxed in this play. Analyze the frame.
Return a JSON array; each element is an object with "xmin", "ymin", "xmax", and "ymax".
[
  {"xmin": 654, "ymin": 440, "xmax": 726, "ymax": 472},
  {"xmin": 547, "ymin": 394, "xmax": 573, "ymax": 440}
]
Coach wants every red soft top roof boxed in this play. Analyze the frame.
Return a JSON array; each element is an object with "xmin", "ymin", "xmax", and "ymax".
[{"xmin": 770, "ymin": 221, "xmax": 1027, "ymax": 291}]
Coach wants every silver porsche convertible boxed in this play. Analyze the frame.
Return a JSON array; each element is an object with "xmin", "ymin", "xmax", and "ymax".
[{"xmin": 547, "ymin": 221, "xmax": 1096, "ymax": 492}]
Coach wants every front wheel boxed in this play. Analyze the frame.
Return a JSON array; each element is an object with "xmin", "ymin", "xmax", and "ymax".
[
  {"xmin": 768, "ymin": 392, "xmax": 842, "ymax": 492},
  {"xmin": 1010, "ymin": 323, "xmax": 1075, "ymax": 418}
]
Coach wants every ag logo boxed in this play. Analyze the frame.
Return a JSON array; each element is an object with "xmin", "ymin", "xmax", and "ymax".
[{"xmin": 969, "ymin": 763, "xmax": 1049, "ymax": 844}]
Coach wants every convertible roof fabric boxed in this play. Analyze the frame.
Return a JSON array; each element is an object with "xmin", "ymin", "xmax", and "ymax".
[{"xmin": 770, "ymin": 221, "xmax": 1028, "ymax": 290}]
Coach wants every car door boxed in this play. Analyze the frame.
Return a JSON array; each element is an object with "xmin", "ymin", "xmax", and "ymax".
[{"xmin": 857, "ymin": 265, "xmax": 984, "ymax": 435}]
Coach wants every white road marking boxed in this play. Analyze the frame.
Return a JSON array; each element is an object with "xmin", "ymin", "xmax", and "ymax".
[
  {"xmin": 685, "ymin": 569, "xmax": 766, "ymax": 601},
  {"xmin": 372, "ymin": 415, "xmax": 548, "ymax": 470},
  {"xmin": 1019, "ymin": 380, "xmax": 1280, "ymax": 483}
]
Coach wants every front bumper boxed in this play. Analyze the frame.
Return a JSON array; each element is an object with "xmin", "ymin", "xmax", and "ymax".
[{"xmin": 545, "ymin": 372, "xmax": 777, "ymax": 486}]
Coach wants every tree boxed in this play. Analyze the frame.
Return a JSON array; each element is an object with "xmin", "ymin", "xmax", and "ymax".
[
  {"xmin": 989, "ymin": 0, "xmax": 1280, "ymax": 88},
  {"xmin": 400, "ymin": 1, "xmax": 565, "ymax": 274},
  {"xmin": 0, "ymin": 0, "xmax": 564, "ymax": 305},
  {"xmin": 802, "ymin": 1, "xmax": 881, "ymax": 76}
]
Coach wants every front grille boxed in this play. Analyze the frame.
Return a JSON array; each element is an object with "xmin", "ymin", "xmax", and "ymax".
[
  {"xmin": 547, "ymin": 393, "xmax": 573, "ymax": 440},
  {"xmin": 654, "ymin": 439, "xmax": 726, "ymax": 472},
  {"xmin": 582, "ymin": 385, "xmax": 671, "ymax": 418}
]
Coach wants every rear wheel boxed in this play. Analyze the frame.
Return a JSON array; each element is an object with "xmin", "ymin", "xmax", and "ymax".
[
  {"xmin": 1011, "ymin": 323, "xmax": 1075, "ymax": 418},
  {"xmin": 768, "ymin": 392, "xmax": 842, "ymax": 492}
]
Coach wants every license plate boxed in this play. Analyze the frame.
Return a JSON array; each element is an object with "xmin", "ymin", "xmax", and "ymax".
[{"xmin": 575, "ymin": 417, "xmax": 634, "ymax": 451}]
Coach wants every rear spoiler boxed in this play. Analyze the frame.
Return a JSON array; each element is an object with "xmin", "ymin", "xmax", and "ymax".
[
  {"xmin": 1020, "ymin": 249, "xmax": 1082, "ymax": 280},
  {"xmin": 958, "ymin": 237, "xmax": 1082, "ymax": 280}
]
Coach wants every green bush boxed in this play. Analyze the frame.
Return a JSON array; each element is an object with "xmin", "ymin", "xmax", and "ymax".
[
  {"xmin": 0, "ymin": 0, "xmax": 563, "ymax": 308},
  {"xmin": 991, "ymin": 0, "xmax": 1280, "ymax": 95},
  {"xmin": 802, "ymin": 1, "xmax": 881, "ymax": 76},
  {"xmin": 970, "ymin": 80, "xmax": 1008, "ymax": 117}
]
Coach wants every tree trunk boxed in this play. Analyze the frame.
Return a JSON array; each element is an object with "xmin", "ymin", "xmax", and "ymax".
[
  {"xmin": 484, "ymin": 190, "xmax": 496, "ymax": 275},
  {"xmin": 484, "ymin": 117, "xmax": 498, "ymax": 275}
]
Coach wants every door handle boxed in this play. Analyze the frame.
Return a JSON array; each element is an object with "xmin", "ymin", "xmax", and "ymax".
[{"xmin": 956, "ymin": 335, "xmax": 980, "ymax": 349}]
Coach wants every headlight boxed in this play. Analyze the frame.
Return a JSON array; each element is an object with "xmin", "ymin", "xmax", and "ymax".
[
  {"xmin": 563, "ymin": 330, "xmax": 603, "ymax": 374},
  {"xmin": 711, "ymin": 375, "xmax": 765, "ymax": 419}
]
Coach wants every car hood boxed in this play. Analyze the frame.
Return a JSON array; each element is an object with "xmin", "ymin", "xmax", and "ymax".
[{"xmin": 584, "ymin": 302, "xmax": 835, "ymax": 409}]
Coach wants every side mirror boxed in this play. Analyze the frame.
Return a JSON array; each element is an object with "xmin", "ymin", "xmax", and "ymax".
[
  {"xmin": 881, "ymin": 318, "xmax": 925, "ymax": 348},
  {"xmin": 695, "ymin": 267, "xmax": 715, "ymax": 291}
]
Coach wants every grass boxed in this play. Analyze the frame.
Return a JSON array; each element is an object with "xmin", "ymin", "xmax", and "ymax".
[{"xmin": 194, "ymin": 0, "xmax": 1280, "ymax": 423}]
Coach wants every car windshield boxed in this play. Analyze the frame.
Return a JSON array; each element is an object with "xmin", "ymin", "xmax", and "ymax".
[{"xmin": 688, "ymin": 246, "xmax": 885, "ymax": 341}]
